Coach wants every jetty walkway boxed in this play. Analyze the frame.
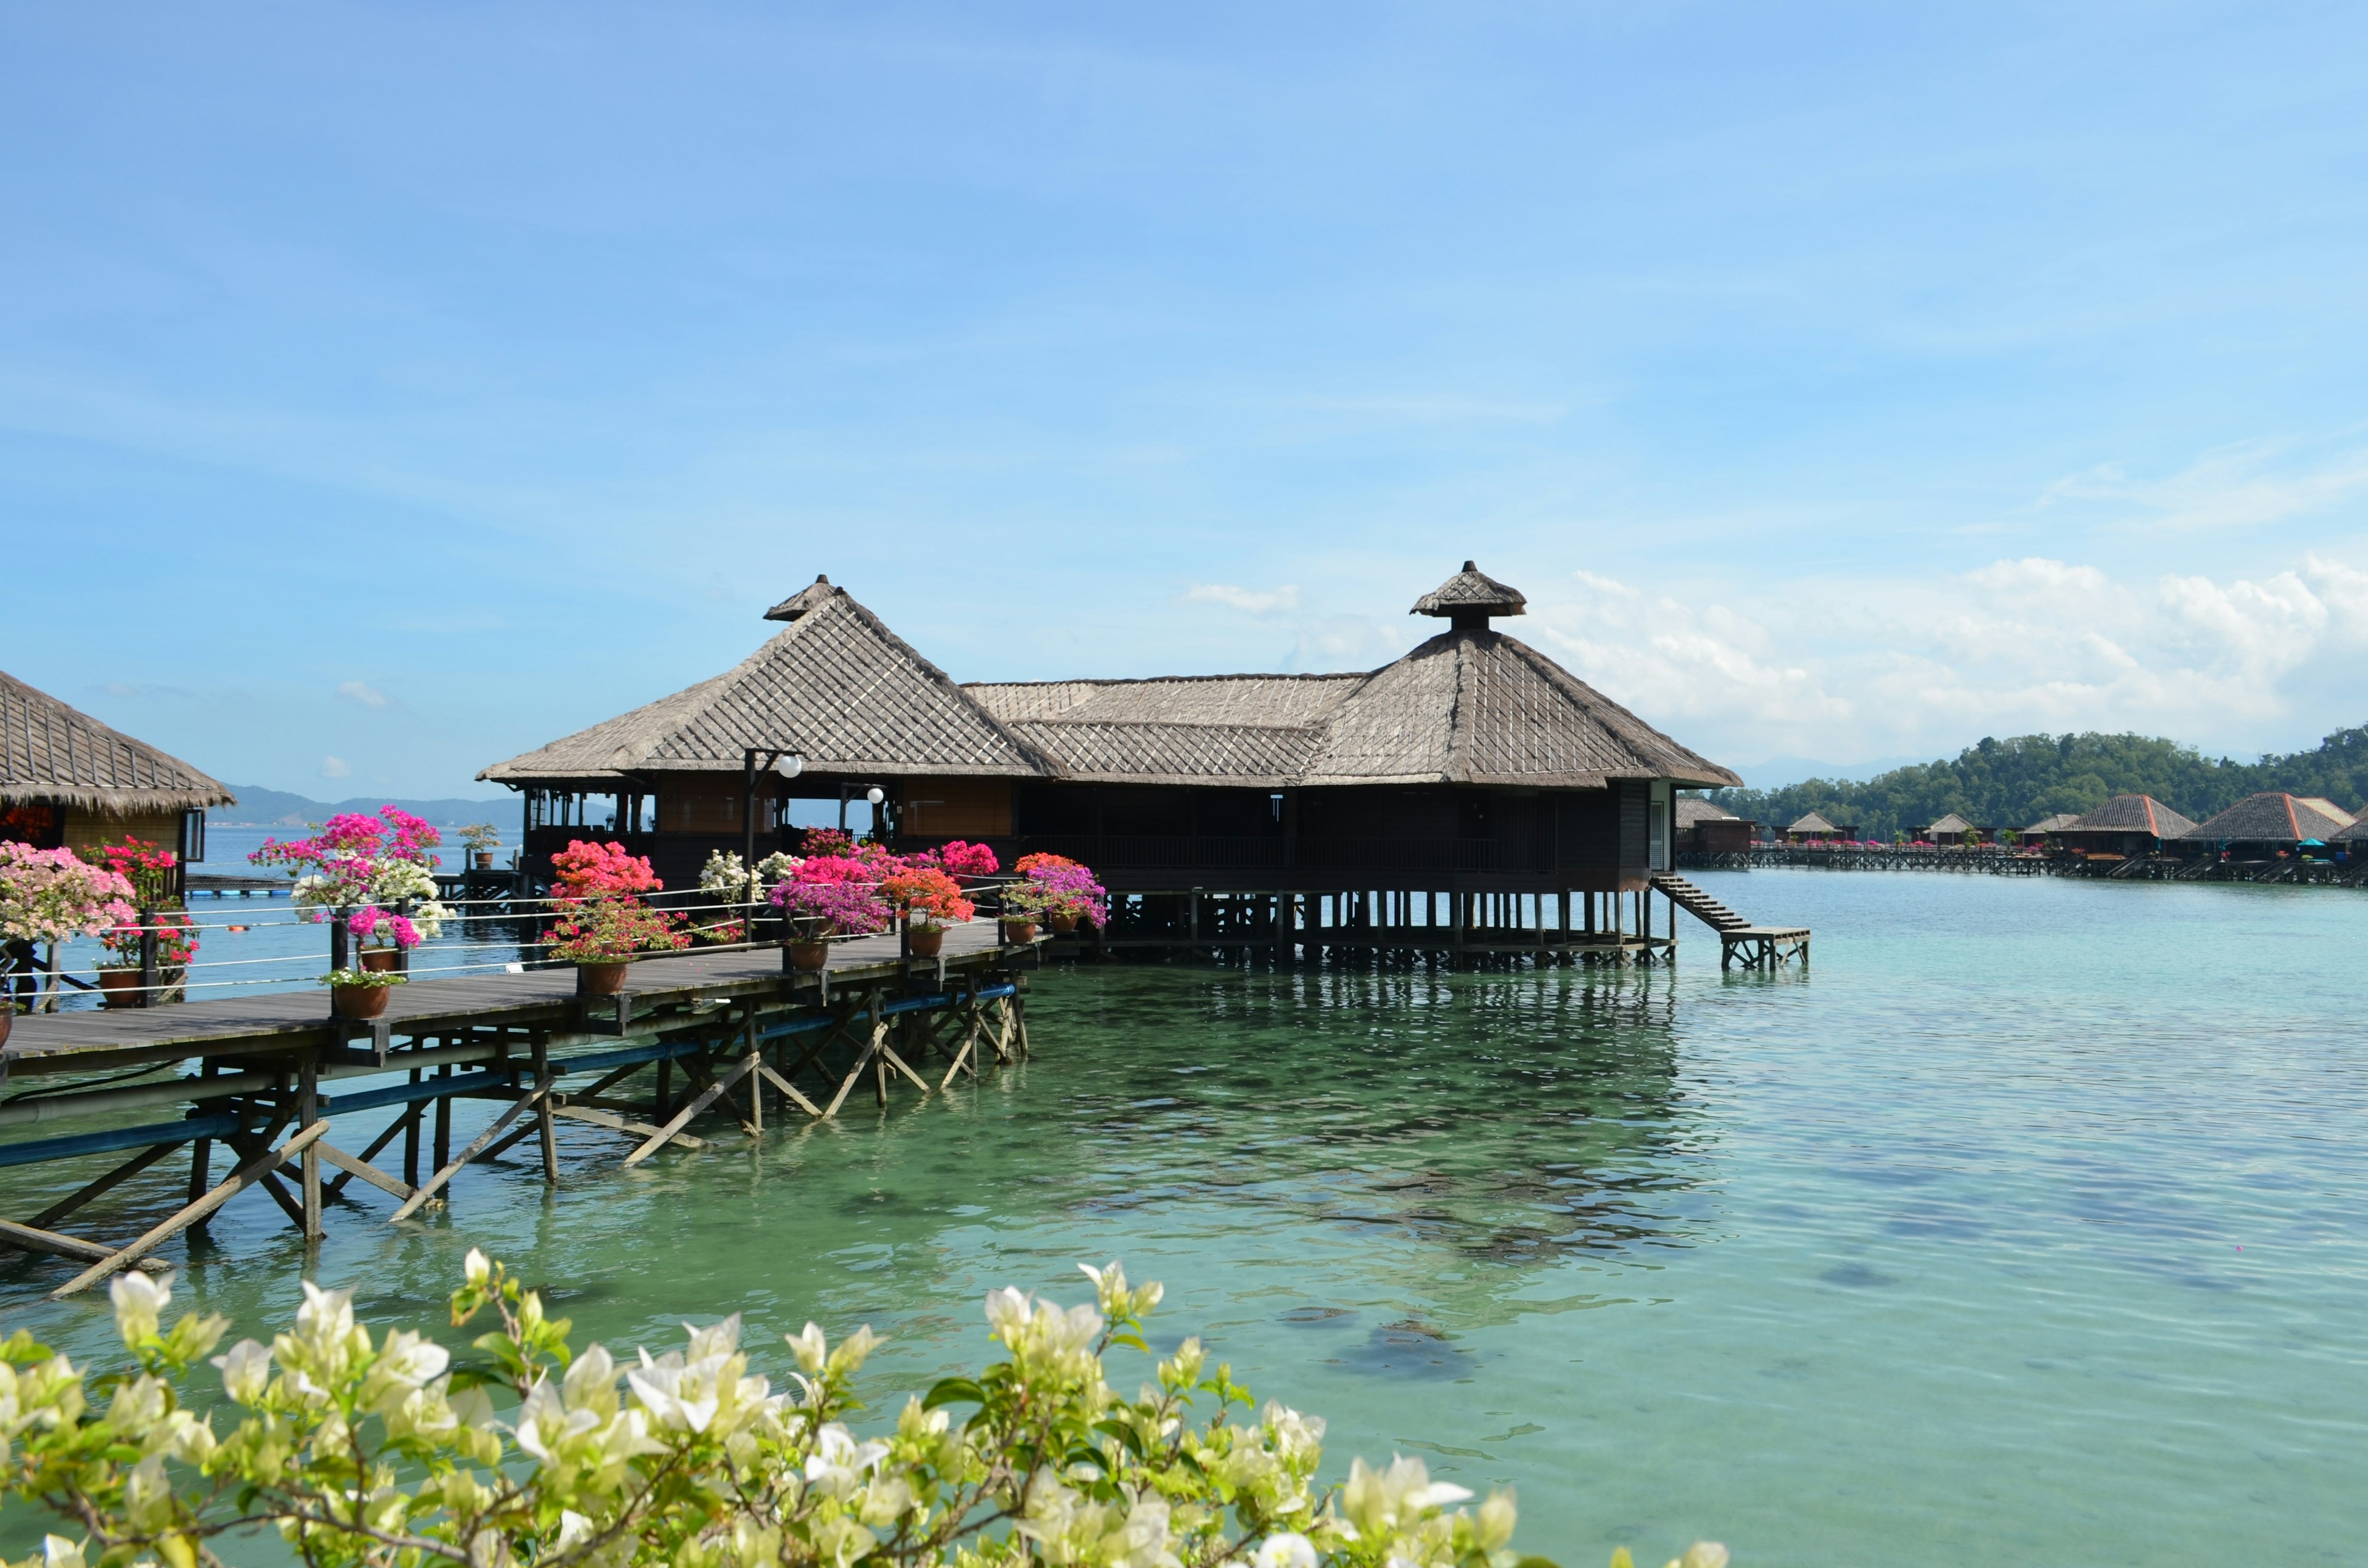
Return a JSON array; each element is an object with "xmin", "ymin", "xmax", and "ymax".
[{"xmin": 0, "ymin": 926, "xmax": 1038, "ymax": 1298}]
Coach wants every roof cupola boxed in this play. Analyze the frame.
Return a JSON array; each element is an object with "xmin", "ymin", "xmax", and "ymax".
[{"xmin": 1410, "ymin": 560, "xmax": 1526, "ymax": 631}]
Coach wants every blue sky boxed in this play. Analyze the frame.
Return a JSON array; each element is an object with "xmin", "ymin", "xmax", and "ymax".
[{"xmin": 6, "ymin": 2, "xmax": 2367, "ymax": 797}]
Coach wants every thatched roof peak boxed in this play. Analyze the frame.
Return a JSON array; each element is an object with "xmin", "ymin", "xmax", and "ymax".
[
  {"xmin": 1411, "ymin": 561, "xmax": 1526, "ymax": 625},
  {"xmin": 763, "ymin": 575, "xmax": 839, "ymax": 623},
  {"xmin": 2186, "ymin": 792, "xmax": 2353, "ymax": 844},
  {"xmin": 1, "ymin": 670, "xmax": 234, "ymax": 815},
  {"xmin": 2064, "ymin": 794, "xmax": 2196, "ymax": 839}
]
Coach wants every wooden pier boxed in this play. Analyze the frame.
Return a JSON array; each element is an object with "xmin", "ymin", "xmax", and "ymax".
[{"xmin": 0, "ymin": 926, "xmax": 1038, "ymax": 1297}]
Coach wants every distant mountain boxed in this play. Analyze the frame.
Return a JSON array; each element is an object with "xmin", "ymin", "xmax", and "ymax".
[{"xmin": 214, "ymin": 785, "xmax": 517, "ymax": 828}]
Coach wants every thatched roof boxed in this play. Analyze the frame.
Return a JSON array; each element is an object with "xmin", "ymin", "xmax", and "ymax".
[
  {"xmin": 1676, "ymin": 797, "xmax": 1740, "ymax": 826},
  {"xmin": 2331, "ymin": 815, "xmax": 2368, "ymax": 842},
  {"xmin": 1410, "ymin": 560, "xmax": 1526, "ymax": 620},
  {"xmin": 1787, "ymin": 811, "xmax": 1840, "ymax": 834},
  {"xmin": 1926, "ymin": 812, "xmax": 1975, "ymax": 835},
  {"xmin": 968, "ymin": 626, "xmax": 1740, "ymax": 791},
  {"xmin": 2021, "ymin": 813, "xmax": 2081, "ymax": 835},
  {"xmin": 1, "ymin": 670, "xmax": 234, "ymax": 815},
  {"xmin": 2063, "ymin": 794, "xmax": 2196, "ymax": 839},
  {"xmin": 2296, "ymin": 797, "xmax": 2356, "ymax": 827},
  {"xmin": 488, "ymin": 568, "xmax": 1742, "ymax": 794},
  {"xmin": 481, "ymin": 577, "xmax": 1051, "ymax": 785},
  {"xmin": 2184, "ymin": 792, "xmax": 2353, "ymax": 844}
]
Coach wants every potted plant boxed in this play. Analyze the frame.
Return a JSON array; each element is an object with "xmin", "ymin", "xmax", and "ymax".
[
  {"xmin": 459, "ymin": 823, "xmax": 503, "ymax": 871},
  {"xmin": 322, "ymin": 966, "xmax": 406, "ymax": 1020},
  {"xmin": 545, "ymin": 840, "xmax": 687, "ymax": 993},
  {"xmin": 996, "ymin": 880, "xmax": 1048, "ymax": 945},
  {"xmin": 348, "ymin": 903, "xmax": 424, "ymax": 972},
  {"xmin": 770, "ymin": 857, "xmax": 890, "ymax": 971},
  {"xmin": 82, "ymin": 839, "xmax": 202, "ymax": 1006},
  {"xmin": 880, "ymin": 865, "xmax": 974, "ymax": 958},
  {"xmin": 1015, "ymin": 853, "xmax": 1109, "ymax": 935},
  {"xmin": 0, "ymin": 843, "xmax": 135, "ymax": 1042},
  {"xmin": 252, "ymin": 807, "xmax": 453, "ymax": 980}
]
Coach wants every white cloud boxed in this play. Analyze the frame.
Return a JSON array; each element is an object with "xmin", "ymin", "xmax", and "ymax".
[
  {"xmin": 1183, "ymin": 582, "xmax": 1302, "ymax": 614},
  {"xmin": 319, "ymin": 755, "xmax": 352, "ymax": 779},
  {"xmin": 1521, "ymin": 554, "xmax": 2368, "ymax": 768},
  {"xmin": 336, "ymin": 679, "xmax": 392, "ymax": 709},
  {"xmin": 2038, "ymin": 436, "xmax": 2368, "ymax": 532}
]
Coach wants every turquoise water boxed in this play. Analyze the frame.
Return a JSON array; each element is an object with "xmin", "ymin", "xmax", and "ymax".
[{"xmin": 3, "ymin": 869, "xmax": 2363, "ymax": 1564}]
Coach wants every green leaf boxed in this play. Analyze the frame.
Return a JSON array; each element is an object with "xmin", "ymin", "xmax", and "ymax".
[
  {"xmin": 1092, "ymin": 1419, "xmax": 1147, "ymax": 1461},
  {"xmin": 923, "ymin": 1377, "xmax": 985, "ymax": 1410}
]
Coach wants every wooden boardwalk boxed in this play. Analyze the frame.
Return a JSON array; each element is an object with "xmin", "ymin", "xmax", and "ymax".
[{"xmin": 0, "ymin": 924, "xmax": 1037, "ymax": 1297}]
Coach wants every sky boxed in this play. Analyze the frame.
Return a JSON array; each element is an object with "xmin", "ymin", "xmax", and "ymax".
[{"xmin": 6, "ymin": 1, "xmax": 2367, "ymax": 797}]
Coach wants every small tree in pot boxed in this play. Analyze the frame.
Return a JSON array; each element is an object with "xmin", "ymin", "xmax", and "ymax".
[
  {"xmin": 545, "ymin": 840, "xmax": 688, "ymax": 994},
  {"xmin": 0, "ymin": 844, "xmax": 134, "ymax": 1037},
  {"xmin": 879, "ymin": 865, "xmax": 974, "ymax": 958},
  {"xmin": 770, "ymin": 857, "xmax": 890, "ymax": 971}
]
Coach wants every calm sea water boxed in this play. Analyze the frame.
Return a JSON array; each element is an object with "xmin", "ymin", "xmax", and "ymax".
[{"xmin": 2, "ymin": 869, "xmax": 2362, "ymax": 1565}]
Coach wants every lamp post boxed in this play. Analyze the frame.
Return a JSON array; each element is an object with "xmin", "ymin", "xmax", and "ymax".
[
  {"xmin": 742, "ymin": 747, "xmax": 805, "ymax": 935},
  {"xmin": 838, "ymin": 782, "xmax": 887, "ymax": 835}
]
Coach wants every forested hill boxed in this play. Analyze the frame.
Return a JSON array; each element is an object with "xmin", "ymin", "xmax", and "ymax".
[{"xmin": 1704, "ymin": 726, "xmax": 2368, "ymax": 839}]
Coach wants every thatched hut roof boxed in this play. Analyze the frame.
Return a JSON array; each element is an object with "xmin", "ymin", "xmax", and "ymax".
[
  {"xmin": 0, "ymin": 670, "xmax": 234, "ymax": 815},
  {"xmin": 2295, "ymin": 797, "xmax": 2356, "ymax": 827},
  {"xmin": 488, "ymin": 567, "xmax": 1743, "ymax": 794},
  {"xmin": 1676, "ymin": 797, "xmax": 1740, "ymax": 826},
  {"xmin": 2330, "ymin": 814, "xmax": 2368, "ymax": 842},
  {"xmin": 2184, "ymin": 792, "xmax": 2353, "ymax": 844},
  {"xmin": 1926, "ymin": 812, "xmax": 1975, "ymax": 835},
  {"xmin": 2063, "ymin": 794, "xmax": 2197, "ymax": 839},
  {"xmin": 2021, "ymin": 813, "xmax": 2082, "ymax": 835},
  {"xmin": 480, "ymin": 576, "xmax": 1053, "ymax": 786},
  {"xmin": 1787, "ymin": 811, "xmax": 1840, "ymax": 834},
  {"xmin": 1410, "ymin": 560, "xmax": 1526, "ymax": 621}
]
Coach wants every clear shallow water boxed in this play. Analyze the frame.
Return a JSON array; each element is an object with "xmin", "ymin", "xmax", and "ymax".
[{"xmin": 3, "ymin": 869, "xmax": 2363, "ymax": 1564}]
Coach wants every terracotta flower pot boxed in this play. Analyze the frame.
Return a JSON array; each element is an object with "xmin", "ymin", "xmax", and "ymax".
[
  {"xmin": 473, "ymin": 851, "xmax": 496, "ymax": 870},
  {"xmin": 1001, "ymin": 921, "xmax": 1038, "ymax": 946},
  {"xmin": 0, "ymin": 1008, "xmax": 11, "ymax": 1049},
  {"xmin": 787, "ymin": 940, "xmax": 831, "ymax": 972},
  {"xmin": 907, "ymin": 926, "xmax": 946, "ymax": 959},
  {"xmin": 1050, "ymin": 913, "xmax": 1079, "ymax": 935},
  {"xmin": 359, "ymin": 948, "xmax": 400, "ymax": 973},
  {"xmin": 577, "ymin": 961, "xmax": 630, "ymax": 996},
  {"xmin": 331, "ymin": 983, "xmax": 390, "ymax": 1020},
  {"xmin": 98, "ymin": 968, "xmax": 143, "ymax": 1008}
]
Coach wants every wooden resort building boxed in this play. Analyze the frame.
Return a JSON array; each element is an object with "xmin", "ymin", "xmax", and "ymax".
[
  {"xmin": 1, "ymin": 670, "xmax": 232, "ymax": 877},
  {"xmin": 2016, "ymin": 813, "xmax": 2081, "ymax": 847},
  {"xmin": 2180, "ymin": 793, "xmax": 2352, "ymax": 858},
  {"xmin": 1783, "ymin": 811, "xmax": 1851, "ymax": 844},
  {"xmin": 1923, "ymin": 812, "xmax": 1984, "ymax": 847},
  {"xmin": 1675, "ymin": 797, "xmax": 1754, "ymax": 855},
  {"xmin": 482, "ymin": 564, "xmax": 1806, "ymax": 963},
  {"xmin": 2056, "ymin": 795, "xmax": 2197, "ymax": 860}
]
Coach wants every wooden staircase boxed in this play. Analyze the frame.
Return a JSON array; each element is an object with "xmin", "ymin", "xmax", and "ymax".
[{"xmin": 1651, "ymin": 873, "xmax": 1811, "ymax": 970}]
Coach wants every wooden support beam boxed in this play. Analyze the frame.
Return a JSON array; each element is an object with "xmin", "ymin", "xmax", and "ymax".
[
  {"xmin": 621, "ymin": 1054, "xmax": 758, "ymax": 1167},
  {"xmin": 551, "ymin": 1104, "xmax": 707, "ymax": 1149},
  {"xmin": 0, "ymin": 1218, "xmax": 170, "ymax": 1271},
  {"xmin": 51, "ymin": 1121, "xmax": 329, "ymax": 1299},
  {"xmin": 752, "ymin": 1062, "xmax": 824, "ymax": 1119},
  {"xmin": 532, "ymin": 1033, "xmax": 558, "ymax": 1186},
  {"xmin": 391, "ymin": 1083, "xmax": 557, "ymax": 1221},
  {"xmin": 314, "ymin": 1139, "xmax": 414, "ymax": 1201},
  {"xmin": 29, "ymin": 1141, "xmax": 184, "ymax": 1231},
  {"xmin": 328, "ymin": 1104, "xmax": 421, "ymax": 1198},
  {"xmin": 298, "ymin": 1056, "xmax": 322, "ymax": 1241}
]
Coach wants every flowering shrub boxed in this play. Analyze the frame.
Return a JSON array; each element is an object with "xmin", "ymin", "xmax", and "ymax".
[
  {"xmin": 550, "ymin": 840, "xmax": 663, "ymax": 902},
  {"xmin": 879, "ymin": 866, "xmax": 975, "ymax": 932},
  {"xmin": 80, "ymin": 838, "xmax": 179, "ymax": 909},
  {"xmin": 252, "ymin": 808, "xmax": 450, "ymax": 947},
  {"xmin": 97, "ymin": 911, "xmax": 199, "ymax": 972},
  {"xmin": 771, "ymin": 875, "xmax": 890, "ymax": 938},
  {"xmin": 1024, "ymin": 860, "xmax": 1109, "ymax": 928},
  {"xmin": 0, "ymin": 844, "xmax": 134, "ymax": 947},
  {"xmin": 0, "ymin": 1255, "xmax": 1716, "ymax": 1568},
  {"xmin": 459, "ymin": 823, "xmax": 504, "ymax": 853},
  {"xmin": 699, "ymin": 850, "xmax": 804, "ymax": 904},
  {"xmin": 935, "ymin": 841, "xmax": 1000, "ymax": 879},
  {"xmin": 544, "ymin": 841, "xmax": 686, "ymax": 963},
  {"xmin": 800, "ymin": 826, "xmax": 857, "ymax": 858}
]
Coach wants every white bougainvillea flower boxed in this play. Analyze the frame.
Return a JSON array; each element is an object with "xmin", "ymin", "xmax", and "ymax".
[
  {"xmin": 109, "ymin": 1271, "xmax": 168, "ymax": 1348},
  {"xmin": 1252, "ymin": 1532, "xmax": 1317, "ymax": 1568},
  {"xmin": 211, "ymin": 1340, "xmax": 271, "ymax": 1405}
]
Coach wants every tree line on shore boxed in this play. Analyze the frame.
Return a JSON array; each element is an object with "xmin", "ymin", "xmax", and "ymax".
[{"xmin": 1704, "ymin": 724, "xmax": 2368, "ymax": 840}]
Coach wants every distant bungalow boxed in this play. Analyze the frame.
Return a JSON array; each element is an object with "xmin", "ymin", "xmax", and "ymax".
[
  {"xmin": 1675, "ymin": 797, "xmax": 1754, "ymax": 855},
  {"xmin": 2016, "ymin": 813, "xmax": 2081, "ymax": 845},
  {"xmin": 480, "ymin": 564, "xmax": 1744, "ymax": 909},
  {"xmin": 0, "ymin": 670, "xmax": 232, "ymax": 873},
  {"xmin": 1923, "ymin": 811, "xmax": 1984, "ymax": 847},
  {"xmin": 2057, "ymin": 794, "xmax": 2197, "ymax": 859},
  {"xmin": 1783, "ymin": 811, "xmax": 1851, "ymax": 844},
  {"xmin": 2182, "ymin": 793, "xmax": 2353, "ymax": 856}
]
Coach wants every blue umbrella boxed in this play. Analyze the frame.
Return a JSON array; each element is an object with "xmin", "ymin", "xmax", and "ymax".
[{"xmin": 2302, "ymin": 837, "xmax": 2326, "ymax": 846}]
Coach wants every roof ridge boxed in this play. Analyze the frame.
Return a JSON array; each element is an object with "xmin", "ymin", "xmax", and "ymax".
[{"xmin": 962, "ymin": 671, "xmax": 1371, "ymax": 689}]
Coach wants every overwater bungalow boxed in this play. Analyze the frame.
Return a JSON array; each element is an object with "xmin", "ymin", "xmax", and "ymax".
[
  {"xmin": 2181, "ymin": 793, "xmax": 2353, "ymax": 858},
  {"xmin": 2015, "ymin": 813, "xmax": 2081, "ymax": 847},
  {"xmin": 1924, "ymin": 811, "xmax": 1985, "ymax": 847},
  {"xmin": 0, "ymin": 670, "xmax": 232, "ymax": 880},
  {"xmin": 2056, "ymin": 794, "xmax": 2197, "ymax": 859},
  {"xmin": 1783, "ymin": 811, "xmax": 1850, "ymax": 844},
  {"xmin": 1675, "ymin": 797, "xmax": 1753, "ymax": 855},
  {"xmin": 480, "ymin": 564, "xmax": 1745, "ymax": 924}
]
